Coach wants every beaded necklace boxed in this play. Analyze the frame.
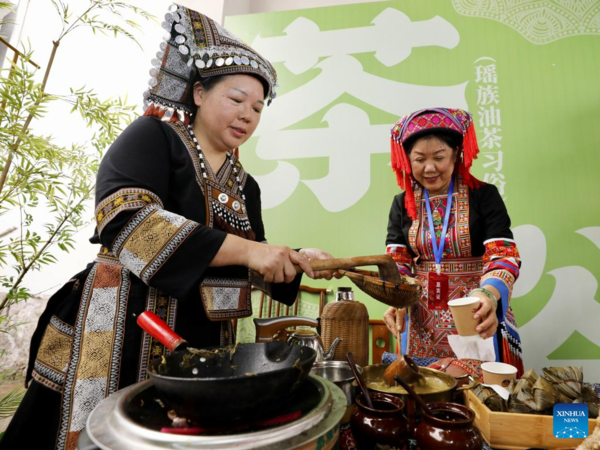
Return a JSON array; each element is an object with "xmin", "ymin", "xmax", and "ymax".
[{"xmin": 185, "ymin": 125, "xmax": 254, "ymax": 239}]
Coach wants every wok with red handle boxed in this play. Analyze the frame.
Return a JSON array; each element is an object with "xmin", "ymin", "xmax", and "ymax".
[{"xmin": 137, "ymin": 311, "xmax": 317, "ymax": 424}]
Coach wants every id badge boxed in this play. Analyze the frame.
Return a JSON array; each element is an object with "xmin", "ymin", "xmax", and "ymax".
[{"xmin": 428, "ymin": 272, "xmax": 449, "ymax": 310}]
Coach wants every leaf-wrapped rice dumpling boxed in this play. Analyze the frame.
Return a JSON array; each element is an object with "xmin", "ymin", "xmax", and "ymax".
[
  {"xmin": 573, "ymin": 384, "xmax": 600, "ymax": 419},
  {"xmin": 508, "ymin": 375, "xmax": 537, "ymax": 413},
  {"xmin": 508, "ymin": 392, "xmax": 535, "ymax": 414},
  {"xmin": 542, "ymin": 366, "xmax": 583, "ymax": 400},
  {"xmin": 521, "ymin": 368, "xmax": 539, "ymax": 386},
  {"xmin": 473, "ymin": 384, "xmax": 507, "ymax": 412},
  {"xmin": 533, "ymin": 376, "xmax": 568, "ymax": 413},
  {"xmin": 477, "ymin": 365, "xmax": 599, "ymax": 419}
]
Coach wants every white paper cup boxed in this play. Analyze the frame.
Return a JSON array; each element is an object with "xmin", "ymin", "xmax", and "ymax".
[
  {"xmin": 481, "ymin": 362, "xmax": 518, "ymax": 387},
  {"xmin": 448, "ymin": 297, "xmax": 481, "ymax": 336}
]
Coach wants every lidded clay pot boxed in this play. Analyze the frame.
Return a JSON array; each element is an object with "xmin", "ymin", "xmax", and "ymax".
[
  {"xmin": 350, "ymin": 391, "xmax": 407, "ymax": 449},
  {"xmin": 415, "ymin": 401, "xmax": 483, "ymax": 450}
]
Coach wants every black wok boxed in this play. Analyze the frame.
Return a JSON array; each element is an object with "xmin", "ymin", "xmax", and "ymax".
[{"xmin": 137, "ymin": 312, "xmax": 317, "ymax": 424}]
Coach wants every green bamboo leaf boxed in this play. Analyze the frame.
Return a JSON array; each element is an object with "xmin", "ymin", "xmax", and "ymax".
[{"xmin": 0, "ymin": 0, "xmax": 150, "ymax": 317}]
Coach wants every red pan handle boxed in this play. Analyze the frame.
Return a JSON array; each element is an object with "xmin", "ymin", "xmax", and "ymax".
[{"xmin": 137, "ymin": 311, "xmax": 187, "ymax": 352}]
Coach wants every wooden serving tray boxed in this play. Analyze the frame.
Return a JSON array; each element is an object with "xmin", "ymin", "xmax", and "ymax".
[{"xmin": 464, "ymin": 389, "xmax": 597, "ymax": 449}]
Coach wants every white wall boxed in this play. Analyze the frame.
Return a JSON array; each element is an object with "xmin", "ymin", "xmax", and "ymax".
[{"xmin": 2, "ymin": 0, "xmax": 199, "ymax": 295}]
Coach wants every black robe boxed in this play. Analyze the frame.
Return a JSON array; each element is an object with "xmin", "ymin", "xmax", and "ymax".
[
  {"xmin": 386, "ymin": 183, "xmax": 515, "ymax": 257},
  {"xmin": 1, "ymin": 117, "xmax": 301, "ymax": 450}
]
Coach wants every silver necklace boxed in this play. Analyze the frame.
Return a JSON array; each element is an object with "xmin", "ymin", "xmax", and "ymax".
[{"xmin": 185, "ymin": 125, "xmax": 251, "ymax": 233}]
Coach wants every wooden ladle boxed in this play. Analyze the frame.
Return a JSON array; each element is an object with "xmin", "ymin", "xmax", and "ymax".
[
  {"xmin": 346, "ymin": 352, "xmax": 373, "ymax": 409},
  {"xmin": 383, "ymin": 354, "xmax": 424, "ymax": 387},
  {"xmin": 253, "ymin": 255, "xmax": 423, "ymax": 309}
]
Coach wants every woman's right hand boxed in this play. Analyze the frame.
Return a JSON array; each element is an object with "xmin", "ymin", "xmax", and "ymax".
[
  {"xmin": 245, "ymin": 241, "xmax": 314, "ymax": 283},
  {"xmin": 383, "ymin": 306, "xmax": 407, "ymax": 339},
  {"xmin": 211, "ymin": 235, "xmax": 314, "ymax": 282}
]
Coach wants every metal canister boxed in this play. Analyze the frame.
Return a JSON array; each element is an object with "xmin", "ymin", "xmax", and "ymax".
[
  {"xmin": 311, "ymin": 360, "xmax": 362, "ymax": 424},
  {"xmin": 320, "ymin": 287, "xmax": 369, "ymax": 367}
]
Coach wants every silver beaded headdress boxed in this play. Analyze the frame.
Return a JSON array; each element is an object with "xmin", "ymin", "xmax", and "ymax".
[{"xmin": 144, "ymin": 4, "xmax": 279, "ymax": 123}]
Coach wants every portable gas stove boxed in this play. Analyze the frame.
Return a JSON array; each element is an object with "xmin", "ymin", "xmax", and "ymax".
[{"xmin": 79, "ymin": 374, "xmax": 345, "ymax": 450}]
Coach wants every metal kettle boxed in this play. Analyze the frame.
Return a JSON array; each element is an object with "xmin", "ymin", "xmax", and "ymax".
[
  {"xmin": 253, "ymin": 316, "xmax": 342, "ymax": 362},
  {"xmin": 287, "ymin": 329, "xmax": 342, "ymax": 362}
]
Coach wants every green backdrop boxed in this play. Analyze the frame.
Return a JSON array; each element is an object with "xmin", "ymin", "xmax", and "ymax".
[{"xmin": 227, "ymin": 0, "xmax": 600, "ymax": 380}]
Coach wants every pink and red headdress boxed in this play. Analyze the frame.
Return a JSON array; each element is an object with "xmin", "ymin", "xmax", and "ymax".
[{"xmin": 390, "ymin": 108, "xmax": 484, "ymax": 219}]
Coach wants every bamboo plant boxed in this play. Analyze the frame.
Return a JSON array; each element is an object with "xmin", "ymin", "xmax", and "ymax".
[{"xmin": 0, "ymin": 0, "xmax": 153, "ymax": 420}]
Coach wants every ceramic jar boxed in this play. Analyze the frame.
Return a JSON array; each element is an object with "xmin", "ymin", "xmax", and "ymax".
[
  {"xmin": 415, "ymin": 402, "xmax": 483, "ymax": 450},
  {"xmin": 350, "ymin": 392, "xmax": 407, "ymax": 450}
]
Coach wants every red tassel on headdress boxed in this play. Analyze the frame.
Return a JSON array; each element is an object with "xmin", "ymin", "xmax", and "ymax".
[
  {"xmin": 404, "ymin": 179, "xmax": 417, "ymax": 220},
  {"xmin": 143, "ymin": 103, "xmax": 167, "ymax": 120},
  {"xmin": 390, "ymin": 138, "xmax": 402, "ymax": 180},
  {"xmin": 234, "ymin": 147, "xmax": 239, "ymax": 159},
  {"xmin": 390, "ymin": 138, "xmax": 411, "ymax": 187},
  {"xmin": 143, "ymin": 104, "xmax": 156, "ymax": 117},
  {"xmin": 144, "ymin": 103, "xmax": 192, "ymax": 126},
  {"xmin": 462, "ymin": 119, "xmax": 478, "ymax": 173},
  {"xmin": 459, "ymin": 119, "xmax": 485, "ymax": 189},
  {"xmin": 390, "ymin": 137, "xmax": 417, "ymax": 219}
]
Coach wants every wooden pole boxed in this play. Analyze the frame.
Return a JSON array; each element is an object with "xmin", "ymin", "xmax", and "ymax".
[{"xmin": 0, "ymin": 36, "xmax": 40, "ymax": 68}]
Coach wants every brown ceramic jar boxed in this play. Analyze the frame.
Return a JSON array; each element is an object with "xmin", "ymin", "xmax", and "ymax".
[
  {"xmin": 415, "ymin": 402, "xmax": 483, "ymax": 450},
  {"xmin": 350, "ymin": 392, "xmax": 407, "ymax": 450}
]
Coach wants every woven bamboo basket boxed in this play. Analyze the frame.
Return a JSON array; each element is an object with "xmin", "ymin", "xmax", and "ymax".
[{"xmin": 321, "ymin": 297, "xmax": 369, "ymax": 367}]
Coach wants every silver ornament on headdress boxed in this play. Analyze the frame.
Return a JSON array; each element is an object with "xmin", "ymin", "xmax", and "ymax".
[{"xmin": 144, "ymin": 3, "xmax": 279, "ymax": 120}]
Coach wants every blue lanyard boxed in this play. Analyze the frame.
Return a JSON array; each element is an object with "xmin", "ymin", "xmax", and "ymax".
[{"xmin": 424, "ymin": 177, "xmax": 454, "ymax": 275}]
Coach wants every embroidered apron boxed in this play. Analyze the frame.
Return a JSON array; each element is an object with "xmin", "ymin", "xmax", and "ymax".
[{"xmin": 407, "ymin": 178, "xmax": 479, "ymax": 359}]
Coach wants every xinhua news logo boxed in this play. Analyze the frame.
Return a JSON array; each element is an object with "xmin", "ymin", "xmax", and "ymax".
[{"xmin": 553, "ymin": 403, "xmax": 588, "ymax": 439}]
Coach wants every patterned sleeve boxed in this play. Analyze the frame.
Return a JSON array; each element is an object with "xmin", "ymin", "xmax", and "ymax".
[
  {"xmin": 94, "ymin": 117, "xmax": 227, "ymax": 299},
  {"xmin": 476, "ymin": 184, "xmax": 521, "ymax": 305},
  {"xmin": 386, "ymin": 193, "xmax": 414, "ymax": 277}
]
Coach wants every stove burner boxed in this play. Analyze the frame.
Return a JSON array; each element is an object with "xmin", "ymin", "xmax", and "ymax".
[
  {"xmin": 124, "ymin": 376, "xmax": 323, "ymax": 434},
  {"xmin": 84, "ymin": 375, "xmax": 346, "ymax": 449},
  {"xmin": 161, "ymin": 411, "xmax": 303, "ymax": 435}
]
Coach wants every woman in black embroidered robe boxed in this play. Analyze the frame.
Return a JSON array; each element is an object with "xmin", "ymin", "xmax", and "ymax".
[{"xmin": 0, "ymin": 5, "xmax": 337, "ymax": 449}]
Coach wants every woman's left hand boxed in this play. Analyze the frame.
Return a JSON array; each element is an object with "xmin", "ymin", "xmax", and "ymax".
[
  {"xmin": 470, "ymin": 291, "xmax": 498, "ymax": 339},
  {"xmin": 298, "ymin": 248, "xmax": 343, "ymax": 280}
]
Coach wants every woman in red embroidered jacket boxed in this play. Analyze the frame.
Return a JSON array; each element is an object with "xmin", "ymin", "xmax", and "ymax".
[
  {"xmin": 1, "ymin": 6, "xmax": 338, "ymax": 450},
  {"xmin": 381, "ymin": 108, "xmax": 523, "ymax": 374}
]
